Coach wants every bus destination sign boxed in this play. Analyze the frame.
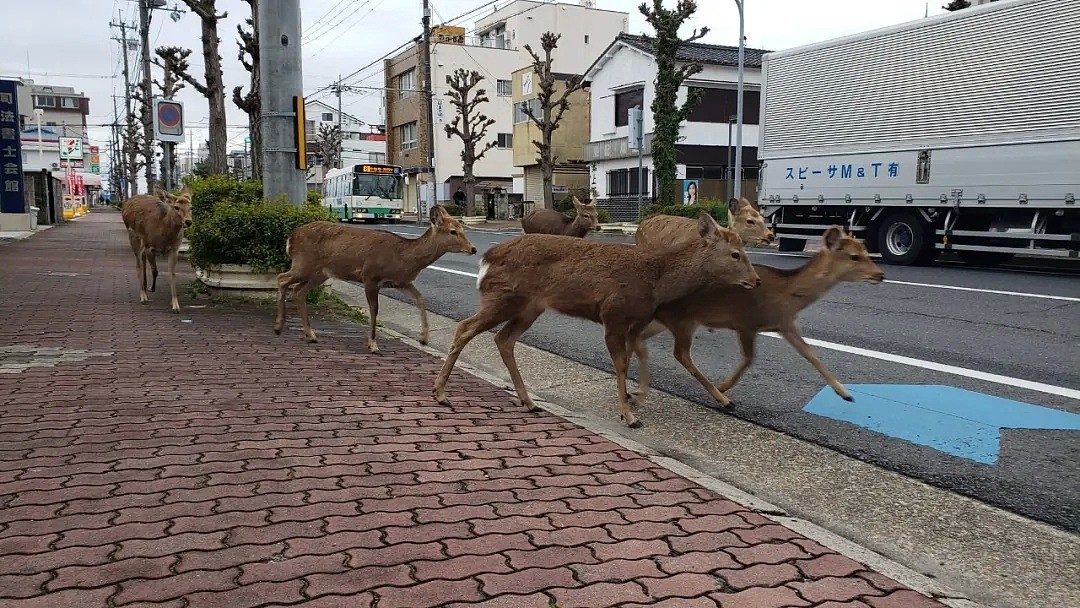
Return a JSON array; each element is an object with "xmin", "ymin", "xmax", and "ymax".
[{"xmin": 359, "ymin": 164, "xmax": 400, "ymax": 175}]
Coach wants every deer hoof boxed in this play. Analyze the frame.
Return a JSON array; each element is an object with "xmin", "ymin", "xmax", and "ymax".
[
  {"xmin": 306, "ymin": 336, "xmax": 319, "ymax": 343},
  {"xmin": 273, "ymin": 327, "xmax": 282, "ymax": 335},
  {"xmin": 841, "ymin": 393, "xmax": 855, "ymax": 403},
  {"xmin": 624, "ymin": 416, "xmax": 643, "ymax": 429},
  {"xmin": 436, "ymin": 396, "xmax": 451, "ymax": 406}
]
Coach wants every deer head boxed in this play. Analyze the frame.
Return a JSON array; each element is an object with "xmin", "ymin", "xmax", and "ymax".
[
  {"xmin": 429, "ymin": 204, "xmax": 477, "ymax": 255},
  {"xmin": 696, "ymin": 212, "xmax": 761, "ymax": 289},
  {"xmin": 820, "ymin": 226, "xmax": 885, "ymax": 284},
  {"xmin": 727, "ymin": 197, "xmax": 773, "ymax": 246},
  {"xmin": 156, "ymin": 183, "xmax": 194, "ymax": 228},
  {"xmin": 572, "ymin": 196, "xmax": 602, "ymax": 232}
]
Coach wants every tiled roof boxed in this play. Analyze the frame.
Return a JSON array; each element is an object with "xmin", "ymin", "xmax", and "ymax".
[{"xmin": 616, "ymin": 33, "xmax": 769, "ymax": 68}]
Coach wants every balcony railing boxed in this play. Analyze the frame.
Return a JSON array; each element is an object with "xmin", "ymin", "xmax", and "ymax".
[{"xmin": 583, "ymin": 133, "xmax": 654, "ymax": 162}]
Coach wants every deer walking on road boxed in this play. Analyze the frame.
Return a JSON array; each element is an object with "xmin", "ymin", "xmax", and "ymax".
[
  {"xmin": 274, "ymin": 205, "xmax": 477, "ymax": 353},
  {"xmin": 636, "ymin": 197, "xmax": 775, "ymax": 249},
  {"xmin": 433, "ymin": 212, "xmax": 760, "ymax": 428},
  {"xmin": 121, "ymin": 184, "xmax": 194, "ymax": 313},
  {"xmin": 520, "ymin": 196, "xmax": 601, "ymax": 237},
  {"xmin": 628, "ymin": 225, "xmax": 885, "ymax": 406}
]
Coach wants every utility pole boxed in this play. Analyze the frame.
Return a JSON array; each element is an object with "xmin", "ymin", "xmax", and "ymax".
[
  {"xmin": 420, "ymin": 0, "xmax": 437, "ymax": 224},
  {"xmin": 111, "ymin": 94, "xmax": 125, "ymax": 201},
  {"xmin": 335, "ymin": 74, "xmax": 343, "ymax": 169},
  {"xmin": 138, "ymin": 0, "xmax": 156, "ymax": 190},
  {"xmin": 259, "ymin": 0, "xmax": 307, "ymax": 206},
  {"xmin": 110, "ymin": 13, "xmax": 136, "ymax": 197},
  {"xmin": 732, "ymin": 0, "xmax": 746, "ymax": 201}
]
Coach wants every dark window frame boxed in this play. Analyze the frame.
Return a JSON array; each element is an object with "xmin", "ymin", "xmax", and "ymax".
[{"xmin": 614, "ymin": 87, "xmax": 644, "ymax": 128}]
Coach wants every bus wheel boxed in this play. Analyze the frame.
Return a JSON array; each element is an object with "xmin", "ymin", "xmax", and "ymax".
[
  {"xmin": 877, "ymin": 211, "xmax": 936, "ymax": 266},
  {"xmin": 777, "ymin": 238, "xmax": 805, "ymax": 252}
]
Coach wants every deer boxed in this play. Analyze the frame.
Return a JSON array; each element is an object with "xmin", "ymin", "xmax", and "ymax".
[
  {"xmin": 274, "ymin": 204, "xmax": 477, "ymax": 354},
  {"xmin": 432, "ymin": 212, "xmax": 761, "ymax": 428},
  {"xmin": 636, "ymin": 197, "xmax": 775, "ymax": 248},
  {"xmin": 120, "ymin": 183, "xmax": 194, "ymax": 313},
  {"xmin": 626, "ymin": 225, "xmax": 885, "ymax": 408},
  {"xmin": 520, "ymin": 196, "xmax": 601, "ymax": 237}
]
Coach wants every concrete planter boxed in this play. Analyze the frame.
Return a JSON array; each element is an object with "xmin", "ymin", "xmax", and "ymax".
[
  {"xmin": 177, "ymin": 239, "xmax": 190, "ymax": 260},
  {"xmin": 194, "ymin": 263, "xmax": 279, "ymax": 297},
  {"xmin": 461, "ymin": 216, "xmax": 487, "ymax": 226}
]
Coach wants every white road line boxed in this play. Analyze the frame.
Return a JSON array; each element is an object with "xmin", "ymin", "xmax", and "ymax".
[
  {"xmin": 425, "ymin": 264, "xmax": 1079, "ymax": 400},
  {"xmin": 878, "ymin": 279, "xmax": 1080, "ymax": 302}
]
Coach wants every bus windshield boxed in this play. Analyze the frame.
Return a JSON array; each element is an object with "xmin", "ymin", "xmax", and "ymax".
[{"xmin": 353, "ymin": 174, "xmax": 402, "ymax": 199}]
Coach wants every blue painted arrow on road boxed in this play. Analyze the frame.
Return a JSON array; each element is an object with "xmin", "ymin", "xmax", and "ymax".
[{"xmin": 803, "ymin": 384, "xmax": 1080, "ymax": 465}]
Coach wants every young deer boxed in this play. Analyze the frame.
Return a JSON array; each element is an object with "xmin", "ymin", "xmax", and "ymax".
[
  {"xmin": 432, "ymin": 212, "xmax": 760, "ymax": 428},
  {"xmin": 121, "ymin": 183, "xmax": 194, "ymax": 313},
  {"xmin": 628, "ymin": 225, "xmax": 885, "ymax": 406},
  {"xmin": 274, "ymin": 205, "xmax": 477, "ymax": 353},
  {"xmin": 636, "ymin": 197, "xmax": 775, "ymax": 248},
  {"xmin": 520, "ymin": 196, "xmax": 601, "ymax": 237}
]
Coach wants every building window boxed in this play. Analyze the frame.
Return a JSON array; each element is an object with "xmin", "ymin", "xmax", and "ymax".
[
  {"xmin": 686, "ymin": 87, "xmax": 761, "ymax": 124},
  {"xmin": 497, "ymin": 133, "xmax": 513, "ymax": 148},
  {"xmin": 321, "ymin": 112, "xmax": 333, "ymax": 122},
  {"xmin": 34, "ymin": 95, "xmax": 56, "ymax": 108},
  {"xmin": 606, "ymin": 168, "xmax": 650, "ymax": 196},
  {"xmin": 614, "ymin": 87, "xmax": 644, "ymax": 128},
  {"xmin": 369, "ymin": 152, "xmax": 386, "ymax": 164},
  {"xmin": 398, "ymin": 121, "xmax": 418, "ymax": 150},
  {"xmin": 398, "ymin": 69, "xmax": 416, "ymax": 99},
  {"xmin": 584, "ymin": 35, "xmax": 590, "ymax": 44},
  {"xmin": 60, "ymin": 97, "xmax": 79, "ymax": 109},
  {"xmin": 497, "ymin": 80, "xmax": 512, "ymax": 97},
  {"xmin": 513, "ymin": 98, "xmax": 541, "ymax": 124}
]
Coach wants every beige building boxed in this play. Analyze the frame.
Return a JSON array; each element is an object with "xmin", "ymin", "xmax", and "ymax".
[
  {"xmin": 510, "ymin": 65, "xmax": 591, "ymax": 209},
  {"xmin": 384, "ymin": 0, "xmax": 628, "ymax": 211}
]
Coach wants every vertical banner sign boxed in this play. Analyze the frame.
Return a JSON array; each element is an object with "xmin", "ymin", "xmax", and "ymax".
[
  {"xmin": 294, "ymin": 95, "xmax": 307, "ymax": 171},
  {"xmin": 0, "ymin": 79, "xmax": 26, "ymax": 214},
  {"xmin": 90, "ymin": 146, "xmax": 101, "ymax": 174}
]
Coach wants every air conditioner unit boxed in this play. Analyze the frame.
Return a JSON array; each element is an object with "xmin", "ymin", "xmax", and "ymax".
[{"xmin": 51, "ymin": 162, "xmax": 59, "ymax": 169}]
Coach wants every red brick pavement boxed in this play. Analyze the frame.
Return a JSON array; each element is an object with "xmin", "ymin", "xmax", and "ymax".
[{"xmin": 0, "ymin": 210, "xmax": 947, "ymax": 607}]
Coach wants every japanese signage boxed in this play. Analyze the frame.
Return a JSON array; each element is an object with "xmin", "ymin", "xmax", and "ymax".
[
  {"xmin": 90, "ymin": 145, "xmax": 100, "ymax": 174},
  {"xmin": 784, "ymin": 158, "xmax": 904, "ymax": 184},
  {"xmin": 59, "ymin": 137, "xmax": 82, "ymax": 160},
  {"xmin": 0, "ymin": 79, "xmax": 25, "ymax": 214},
  {"xmin": 359, "ymin": 164, "xmax": 401, "ymax": 175}
]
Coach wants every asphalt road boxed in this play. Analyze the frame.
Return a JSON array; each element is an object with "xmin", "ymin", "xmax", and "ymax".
[{"xmin": 368, "ymin": 222, "xmax": 1080, "ymax": 531}]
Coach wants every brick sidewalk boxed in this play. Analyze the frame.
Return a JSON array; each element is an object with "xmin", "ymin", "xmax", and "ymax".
[{"xmin": 0, "ymin": 209, "xmax": 946, "ymax": 608}]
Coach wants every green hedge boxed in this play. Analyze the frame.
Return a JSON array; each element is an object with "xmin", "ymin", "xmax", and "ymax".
[
  {"xmin": 643, "ymin": 197, "xmax": 729, "ymax": 225},
  {"xmin": 187, "ymin": 199, "xmax": 335, "ymax": 273},
  {"xmin": 187, "ymin": 175, "xmax": 264, "ymax": 220},
  {"xmin": 441, "ymin": 203, "xmax": 463, "ymax": 217}
]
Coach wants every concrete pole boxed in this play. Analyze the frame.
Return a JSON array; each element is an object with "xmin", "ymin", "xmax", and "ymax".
[
  {"xmin": 733, "ymin": 0, "xmax": 746, "ymax": 201},
  {"xmin": 259, "ymin": 0, "xmax": 307, "ymax": 206},
  {"xmin": 421, "ymin": 0, "xmax": 437, "ymax": 223},
  {"xmin": 335, "ymin": 75, "xmax": 343, "ymax": 170},
  {"xmin": 139, "ymin": 0, "xmax": 156, "ymax": 190}
]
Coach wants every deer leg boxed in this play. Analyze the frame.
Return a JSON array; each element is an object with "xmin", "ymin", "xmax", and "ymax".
[
  {"xmin": 628, "ymin": 320, "xmax": 667, "ymax": 405},
  {"xmin": 147, "ymin": 252, "xmax": 159, "ymax": 293},
  {"xmin": 397, "ymin": 283, "xmax": 428, "ymax": 346},
  {"xmin": 137, "ymin": 248, "xmax": 150, "ymax": 304},
  {"xmin": 716, "ymin": 330, "xmax": 757, "ymax": 393},
  {"xmin": 780, "ymin": 323, "xmax": 853, "ymax": 401},
  {"xmin": 166, "ymin": 248, "xmax": 180, "ymax": 313},
  {"xmin": 671, "ymin": 323, "xmax": 732, "ymax": 407},
  {"xmin": 126, "ymin": 230, "xmax": 148, "ymax": 304},
  {"xmin": 434, "ymin": 302, "xmax": 514, "ymax": 406},
  {"xmin": 364, "ymin": 283, "xmax": 382, "ymax": 354},
  {"xmin": 273, "ymin": 270, "xmax": 298, "ymax": 335},
  {"xmin": 604, "ymin": 328, "xmax": 641, "ymax": 428},
  {"xmin": 494, "ymin": 308, "xmax": 542, "ymax": 412},
  {"xmin": 293, "ymin": 279, "xmax": 323, "ymax": 343}
]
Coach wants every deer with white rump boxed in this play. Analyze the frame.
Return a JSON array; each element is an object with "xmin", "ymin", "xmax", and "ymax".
[
  {"xmin": 274, "ymin": 205, "xmax": 477, "ymax": 353},
  {"xmin": 432, "ymin": 212, "xmax": 760, "ymax": 428},
  {"xmin": 627, "ymin": 225, "xmax": 885, "ymax": 407},
  {"xmin": 121, "ymin": 183, "xmax": 194, "ymax": 313}
]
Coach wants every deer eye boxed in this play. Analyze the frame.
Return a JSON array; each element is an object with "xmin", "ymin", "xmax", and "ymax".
[
  {"xmin": 746, "ymin": 219, "xmax": 755, "ymax": 224},
  {"xmin": 731, "ymin": 251, "xmax": 742, "ymax": 261},
  {"xmin": 850, "ymin": 254, "xmax": 860, "ymax": 261},
  {"xmin": 450, "ymin": 229, "xmax": 458, "ymax": 235}
]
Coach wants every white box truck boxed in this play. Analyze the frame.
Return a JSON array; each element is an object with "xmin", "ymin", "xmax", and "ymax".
[{"xmin": 756, "ymin": 0, "xmax": 1079, "ymax": 266}]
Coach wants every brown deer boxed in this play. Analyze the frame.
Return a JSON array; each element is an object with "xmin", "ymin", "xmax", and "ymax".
[
  {"xmin": 636, "ymin": 197, "xmax": 774, "ymax": 248},
  {"xmin": 432, "ymin": 212, "xmax": 760, "ymax": 428},
  {"xmin": 274, "ymin": 205, "xmax": 477, "ymax": 353},
  {"xmin": 121, "ymin": 183, "xmax": 194, "ymax": 313},
  {"xmin": 627, "ymin": 225, "xmax": 884, "ymax": 406},
  {"xmin": 520, "ymin": 196, "xmax": 601, "ymax": 237}
]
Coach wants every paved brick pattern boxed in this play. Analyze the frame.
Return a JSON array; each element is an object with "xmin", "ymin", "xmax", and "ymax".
[{"xmin": 0, "ymin": 211, "xmax": 947, "ymax": 607}]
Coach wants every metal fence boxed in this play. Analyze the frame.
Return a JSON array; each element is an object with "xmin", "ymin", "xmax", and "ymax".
[{"xmin": 595, "ymin": 197, "xmax": 656, "ymax": 223}]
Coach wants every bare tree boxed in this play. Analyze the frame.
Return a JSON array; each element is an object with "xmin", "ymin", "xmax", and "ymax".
[
  {"xmin": 521, "ymin": 32, "xmax": 584, "ymax": 209},
  {"xmin": 233, "ymin": 0, "xmax": 261, "ymax": 181},
  {"xmin": 175, "ymin": 0, "xmax": 229, "ymax": 175},
  {"xmin": 315, "ymin": 124, "xmax": 342, "ymax": 171},
  {"xmin": 444, "ymin": 69, "xmax": 497, "ymax": 216},
  {"xmin": 121, "ymin": 120, "xmax": 146, "ymax": 196},
  {"xmin": 153, "ymin": 46, "xmax": 189, "ymax": 189},
  {"xmin": 943, "ymin": 0, "xmax": 971, "ymax": 9}
]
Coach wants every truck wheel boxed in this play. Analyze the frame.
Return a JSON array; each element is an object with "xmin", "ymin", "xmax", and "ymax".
[
  {"xmin": 877, "ymin": 211, "xmax": 935, "ymax": 266},
  {"xmin": 778, "ymin": 238, "xmax": 805, "ymax": 252},
  {"xmin": 956, "ymin": 251, "xmax": 1015, "ymax": 267}
]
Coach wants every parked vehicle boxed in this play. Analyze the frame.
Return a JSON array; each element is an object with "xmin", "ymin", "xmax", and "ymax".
[{"xmin": 322, "ymin": 163, "xmax": 405, "ymax": 223}]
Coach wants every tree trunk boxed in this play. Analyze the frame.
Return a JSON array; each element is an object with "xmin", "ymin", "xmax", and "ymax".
[
  {"xmin": 541, "ymin": 106, "xmax": 554, "ymax": 209},
  {"xmin": 248, "ymin": 2, "xmax": 262, "ymax": 181},
  {"xmin": 201, "ymin": 17, "xmax": 228, "ymax": 175}
]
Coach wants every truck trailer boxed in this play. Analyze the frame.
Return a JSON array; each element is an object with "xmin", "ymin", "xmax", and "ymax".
[{"xmin": 756, "ymin": 0, "xmax": 1079, "ymax": 266}]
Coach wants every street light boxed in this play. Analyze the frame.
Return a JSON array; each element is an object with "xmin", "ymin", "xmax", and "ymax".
[
  {"xmin": 732, "ymin": 0, "xmax": 746, "ymax": 201},
  {"xmin": 33, "ymin": 108, "xmax": 44, "ymax": 171},
  {"xmin": 727, "ymin": 114, "xmax": 736, "ymax": 198}
]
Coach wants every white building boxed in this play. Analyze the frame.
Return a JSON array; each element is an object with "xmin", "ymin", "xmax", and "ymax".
[
  {"xmin": 385, "ymin": 0, "xmax": 629, "ymax": 206},
  {"xmin": 304, "ymin": 99, "xmax": 387, "ymax": 190},
  {"xmin": 583, "ymin": 33, "xmax": 768, "ymax": 216}
]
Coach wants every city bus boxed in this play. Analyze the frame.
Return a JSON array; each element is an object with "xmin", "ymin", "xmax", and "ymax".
[{"xmin": 321, "ymin": 163, "xmax": 405, "ymax": 223}]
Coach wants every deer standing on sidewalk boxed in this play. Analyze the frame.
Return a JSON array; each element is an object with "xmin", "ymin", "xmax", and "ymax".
[
  {"xmin": 121, "ymin": 184, "xmax": 193, "ymax": 313},
  {"xmin": 274, "ymin": 205, "xmax": 477, "ymax": 353},
  {"xmin": 636, "ymin": 197, "xmax": 775, "ymax": 248},
  {"xmin": 520, "ymin": 196, "xmax": 601, "ymax": 237},
  {"xmin": 433, "ymin": 212, "xmax": 760, "ymax": 428},
  {"xmin": 627, "ymin": 225, "xmax": 884, "ymax": 407}
]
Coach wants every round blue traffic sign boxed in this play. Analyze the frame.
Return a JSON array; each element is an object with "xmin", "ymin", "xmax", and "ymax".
[{"xmin": 158, "ymin": 103, "xmax": 181, "ymax": 127}]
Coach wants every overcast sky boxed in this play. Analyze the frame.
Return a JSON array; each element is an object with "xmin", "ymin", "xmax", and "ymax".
[{"xmin": 0, "ymin": 0, "xmax": 950, "ymax": 181}]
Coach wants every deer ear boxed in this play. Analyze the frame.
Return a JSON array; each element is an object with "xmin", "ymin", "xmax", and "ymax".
[
  {"xmin": 697, "ymin": 211, "xmax": 720, "ymax": 239},
  {"xmin": 823, "ymin": 225, "xmax": 844, "ymax": 251},
  {"xmin": 429, "ymin": 204, "xmax": 444, "ymax": 224},
  {"xmin": 727, "ymin": 198, "xmax": 741, "ymax": 216}
]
